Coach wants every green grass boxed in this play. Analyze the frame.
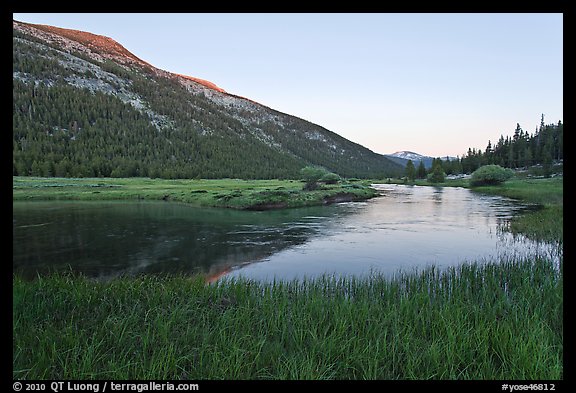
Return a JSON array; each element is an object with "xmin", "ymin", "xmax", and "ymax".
[
  {"xmin": 13, "ymin": 256, "xmax": 562, "ymax": 380},
  {"xmin": 385, "ymin": 174, "xmax": 563, "ymax": 206},
  {"xmin": 469, "ymin": 177, "xmax": 563, "ymax": 244},
  {"xmin": 12, "ymin": 176, "xmax": 377, "ymax": 210},
  {"xmin": 12, "ymin": 175, "xmax": 563, "ymax": 379},
  {"xmin": 386, "ymin": 176, "xmax": 563, "ymax": 244},
  {"xmin": 469, "ymin": 177, "xmax": 563, "ymax": 206}
]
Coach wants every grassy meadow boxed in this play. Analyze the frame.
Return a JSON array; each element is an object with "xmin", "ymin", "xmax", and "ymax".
[
  {"xmin": 12, "ymin": 174, "xmax": 563, "ymax": 380},
  {"xmin": 12, "ymin": 176, "xmax": 377, "ymax": 210},
  {"xmin": 13, "ymin": 257, "xmax": 562, "ymax": 380}
]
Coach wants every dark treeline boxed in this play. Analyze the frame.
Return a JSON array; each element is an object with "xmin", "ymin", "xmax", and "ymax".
[
  {"xmin": 458, "ymin": 117, "xmax": 563, "ymax": 174},
  {"xmin": 408, "ymin": 117, "xmax": 563, "ymax": 179}
]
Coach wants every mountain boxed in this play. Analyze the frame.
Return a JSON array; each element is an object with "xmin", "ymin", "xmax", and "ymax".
[
  {"xmin": 384, "ymin": 151, "xmax": 458, "ymax": 169},
  {"xmin": 12, "ymin": 20, "xmax": 403, "ymax": 179}
]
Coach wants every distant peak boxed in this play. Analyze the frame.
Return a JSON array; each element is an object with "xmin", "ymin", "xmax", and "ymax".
[
  {"xmin": 392, "ymin": 150, "xmax": 420, "ymax": 156},
  {"xmin": 389, "ymin": 151, "xmax": 425, "ymax": 159},
  {"xmin": 388, "ymin": 151, "xmax": 458, "ymax": 161}
]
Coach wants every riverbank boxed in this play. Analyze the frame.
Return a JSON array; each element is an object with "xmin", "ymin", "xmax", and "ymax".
[
  {"xmin": 384, "ymin": 176, "xmax": 563, "ymax": 244},
  {"xmin": 12, "ymin": 175, "xmax": 563, "ymax": 380},
  {"xmin": 12, "ymin": 176, "xmax": 378, "ymax": 210},
  {"xmin": 13, "ymin": 256, "xmax": 562, "ymax": 380}
]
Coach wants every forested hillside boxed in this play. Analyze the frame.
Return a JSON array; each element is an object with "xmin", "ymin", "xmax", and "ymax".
[
  {"xmin": 457, "ymin": 118, "xmax": 563, "ymax": 174},
  {"xmin": 12, "ymin": 21, "xmax": 403, "ymax": 179}
]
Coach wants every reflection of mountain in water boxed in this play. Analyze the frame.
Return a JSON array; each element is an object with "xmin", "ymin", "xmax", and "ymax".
[{"xmin": 12, "ymin": 201, "xmax": 345, "ymax": 281}]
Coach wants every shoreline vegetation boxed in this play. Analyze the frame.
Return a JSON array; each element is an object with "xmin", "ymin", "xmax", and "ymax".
[
  {"xmin": 12, "ymin": 176, "xmax": 378, "ymax": 210},
  {"xmin": 395, "ymin": 175, "xmax": 563, "ymax": 244},
  {"xmin": 12, "ymin": 175, "xmax": 563, "ymax": 380},
  {"xmin": 13, "ymin": 257, "xmax": 562, "ymax": 380}
]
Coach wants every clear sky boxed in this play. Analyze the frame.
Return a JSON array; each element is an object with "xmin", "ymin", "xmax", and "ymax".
[{"xmin": 13, "ymin": 13, "xmax": 563, "ymax": 158}]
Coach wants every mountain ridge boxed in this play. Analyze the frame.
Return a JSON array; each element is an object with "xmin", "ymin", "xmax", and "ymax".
[
  {"xmin": 14, "ymin": 20, "xmax": 232, "ymax": 96},
  {"xmin": 12, "ymin": 20, "xmax": 403, "ymax": 179}
]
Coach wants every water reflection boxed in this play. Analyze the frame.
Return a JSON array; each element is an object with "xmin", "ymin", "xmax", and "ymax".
[
  {"xmin": 13, "ymin": 185, "xmax": 558, "ymax": 282},
  {"xmin": 225, "ymin": 184, "xmax": 559, "ymax": 282},
  {"xmin": 431, "ymin": 186, "xmax": 443, "ymax": 204},
  {"xmin": 13, "ymin": 201, "xmax": 341, "ymax": 280}
]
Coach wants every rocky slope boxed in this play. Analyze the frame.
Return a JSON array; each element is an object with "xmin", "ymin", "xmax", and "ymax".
[{"xmin": 13, "ymin": 20, "xmax": 403, "ymax": 179}]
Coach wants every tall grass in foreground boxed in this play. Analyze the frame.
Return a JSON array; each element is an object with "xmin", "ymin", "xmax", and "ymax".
[{"xmin": 13, "ymin": 256, "xmax": 562, "ymax": 380}]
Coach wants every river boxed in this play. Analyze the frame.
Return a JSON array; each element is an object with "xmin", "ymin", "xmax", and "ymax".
[{"xmin": 13, "ymin": 184, "xmax": 556, "ymax": 282}]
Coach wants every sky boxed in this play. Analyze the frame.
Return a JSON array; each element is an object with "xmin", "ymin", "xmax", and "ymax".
[{"xmin": 13, "ymin": 13, "xmax": 563, "ymax": 158}]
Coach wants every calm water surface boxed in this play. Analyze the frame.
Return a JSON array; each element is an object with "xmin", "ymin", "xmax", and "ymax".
[{"xmin": 13, "ymin": 184, "xmax": 554, "ymax": 282}]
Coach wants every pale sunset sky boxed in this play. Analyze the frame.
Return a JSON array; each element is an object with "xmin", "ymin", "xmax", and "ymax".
[{"xmin": 13, "ymin": 13, "xmax": 563, "ymax": 158}]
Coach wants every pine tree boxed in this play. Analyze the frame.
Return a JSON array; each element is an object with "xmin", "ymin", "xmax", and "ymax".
[
  {"xmin": 427, "ymin": 158, "xmax": 446, "ymax": 183},
  {"xmin": 405, "ymin": 160, "xmax": 416, "ymax": 182},
  {"xmin": 417, "ymin": 160, "xmax": 426, "ymax": 179},
  {"xmin": 484, "ymin": 140, "xmax": 493, "ymax": 164}
]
